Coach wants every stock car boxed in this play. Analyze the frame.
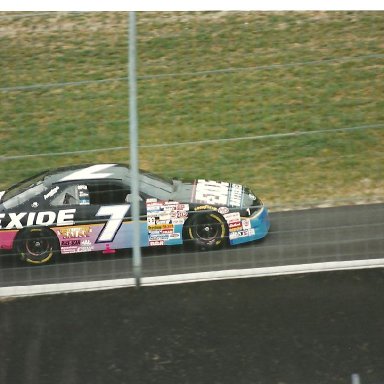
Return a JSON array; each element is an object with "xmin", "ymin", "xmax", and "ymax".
[{"xmin": 0, "ymin": 163, "xmax": 270, "ymax": 264}]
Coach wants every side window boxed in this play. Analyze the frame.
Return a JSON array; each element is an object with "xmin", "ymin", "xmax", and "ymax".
[
  {"xmin": 50, "ymin": 184, "xmax": 90, "ymax": 206},
  {"xmin": 49, "ymin": 182, "xmax": 136, "ymax": 206},
  {"xmin": 87, "ymin": 182, "xmax": 132, "ymax": 205}
]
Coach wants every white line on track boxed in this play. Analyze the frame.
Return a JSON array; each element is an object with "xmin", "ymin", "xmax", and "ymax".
[{"xmin": 1, "ymin": 258, "xmax": 384, "ymax": 299}]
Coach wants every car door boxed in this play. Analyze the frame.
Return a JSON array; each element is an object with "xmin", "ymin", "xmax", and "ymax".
[
  {"xmin": 85, "ymin": 180, "xmax": 149, "ymax": 249},
  {"xmin": 48, "ymin": 180, "xmax": 146, "ymax": 253}
]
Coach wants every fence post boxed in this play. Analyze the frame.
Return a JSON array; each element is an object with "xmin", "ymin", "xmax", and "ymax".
[
  {"xmin": 129, "ymin": 11, "xmax": 142, "ymax": 287},
  {"xmin": 351, "ymin": 373, "xmax": 361, "ymax": 384}
]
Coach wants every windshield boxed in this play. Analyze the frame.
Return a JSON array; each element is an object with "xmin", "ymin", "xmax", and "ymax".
[
  {"xmin": 1, "ymin": 171, "xmax": 49, "ymax": 209},
  {"xmin": 1, "ymin": 171, "xmax": 48, "ymax": 203},
  {"xmin": 2, "ymin": 182, "xmax": 48, "ymax": 210}
]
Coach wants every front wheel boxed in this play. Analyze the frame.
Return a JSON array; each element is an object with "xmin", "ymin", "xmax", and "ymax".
[
  {"xmin": 15, "ymin": 228, "xmax": 59, "ymax": 264},
  {"xmin": 184, "ymin": 212, "xmax": 228, "ymax": 250}
]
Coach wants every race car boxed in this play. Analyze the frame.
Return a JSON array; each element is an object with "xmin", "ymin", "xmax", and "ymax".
[{"xmin": 0, "ymin": 163, "xmax": 270, "ymax": 264}]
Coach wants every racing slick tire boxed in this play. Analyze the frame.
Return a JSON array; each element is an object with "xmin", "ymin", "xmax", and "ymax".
[
  {"xmin": 15, "ymin": 227, "xmax": 59, "ymax": 264},
  {"xmin": 184, "ymin": 212, "xmax": 228, "ymax": 250}
]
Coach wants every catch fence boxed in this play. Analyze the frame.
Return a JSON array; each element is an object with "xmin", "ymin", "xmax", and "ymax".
[{"xmin": 0, "ymin": 11, "xmax": 383, "ymax": 294}]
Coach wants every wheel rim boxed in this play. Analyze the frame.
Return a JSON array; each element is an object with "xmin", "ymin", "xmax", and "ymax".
[
  {"xmin": 189, "ymin": 213, "xmax": 226, "ymax": 247},
  {"xmin": 195, "ymin": 216, "xmax": 221, "ymax": 241},
  {"xmin": 25, "ymin": 233, "xmax": 51, "ymax": 256}
]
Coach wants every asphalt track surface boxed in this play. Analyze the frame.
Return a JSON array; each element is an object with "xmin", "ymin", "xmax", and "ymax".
[
  {"xmin": 1, "ymin": 268, "xmax": 384, "ymax": 384},
  {"xmin": 0, "ymin": 203, "xmax": 383, "ymax": 288},
  {"xmin": 1, "ymin": 204, "xmax": 384, "ymax": 384}
]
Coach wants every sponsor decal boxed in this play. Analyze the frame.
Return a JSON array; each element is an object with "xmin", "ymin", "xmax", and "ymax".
[
  {"xmin": 148, "ymin": 224, "xmax": 174, "ymax": 231},
  {"xmin": 218, "ymin": 206, "xmax": 229, "ymax": 215},
  {"xmin": 56, "ymin": 225, "xmax": 92, "ymax": 239},
  {"xmin": 147, "ymin": 216, "xmax": 156, "ymax": 225},
  {"xmin": 164, "ymin": 201, "xmax": 178, "ymax": 206},
  {"xmin": 146, "ymin": 199, "xmax": 164, "ymax": 211},
  {"xmin": 78, "ymin": 186, "xmax": 90, "ymax": 205},
  {"xmin": 61, "ymin": 239, "xmax": 81, "ymax": 247},
  {"xmin": 229, "ymin": 228, "xmax": 255, "ymax": 240},
  {"xmin": 229, "ymin": 184, "xmax": 243, "ymax": 207},
  {"xmin": 149, "ymin": 233, "xmax": 181, "ymax": 241},
  {"xmin": 60, "ymin": 239, "xmax": 94, "ymax": 254},
  {"xmin": 223, "ymin": 212, "xmax": 241, "ymax": 224},
  {"xmin": 156, "ymin": 219, "xmax": 171, "ymax": 225},
  {"xmin": 31, "ymin": 202, "xmax": 39, "ymax": 208},
  {"xmin": 242, "ymin": 219, "xmax": 251, "ymax": 230},
  {"xmin": 171, "ymin": 218, "xmax": 185, "ymax": 225},
  {"xmin": 194, "ymin": 180, "xmax": 230, "ymax": 206},
  {"xmin": 149, "ymin": 234, "xmax": 172, "ymax": 241},
  {"xmin": 170, "ymin": 210, "xmax": 187, "ymax": 219},
  {"xmin": 149, "ymin": 240, "xmax": 164, "ymax": 246},
  {"xmin": 229, "ymin": 222, "xmax": 243, "ymax": 232},
  {"xmin": 147, "ymin": 204, "xmax": 163, "ymax": 212},
  {"xmin": 61, "ymin": 245, "xmax": 94, "ymax": 254},
  {"xmin": 194, "ymin": 205, "xmax": 217, "ymax": 211},
  {"xmin": 61, "ymin": 247, "xmax": 79, "ymax": 254},
  {"xmin": 80, "ymin": 246, "xmax": 94, "ymax": 252},
  {"xmin": 0, "ymin": 209, "xmax": 75, "ymax": 230},
  {"xmin": 177, "ymin": 204, "xmax": 189, "ymax": 211},
  {"xmin": 155, "ymin": 212, "xmax": 172, "ymax": 222},
  {"xmin": 44, "ymin": 186, "xmax": 59, "ymax": 200},
  {"xmin": 193, "ymin": 180, "xmax": 244, "ymax": 207}
]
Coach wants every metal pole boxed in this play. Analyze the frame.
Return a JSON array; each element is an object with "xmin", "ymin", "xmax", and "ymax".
[
  {"xmin": 128, "ymin": 11, "xmax": 142, "ymax": 287},
  {"xmin": 351, "ymin": 373, "xmax": 361, "ymax": 384}
]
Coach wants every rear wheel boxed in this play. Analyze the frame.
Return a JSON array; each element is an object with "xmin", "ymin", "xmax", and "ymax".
[
  {"xmin": 184, "ymin": 212, "xmax": 228, "ymax": 250},
  {"xmin": 15, "ymin": 228, "xmax": 59, "ymax": 264}
]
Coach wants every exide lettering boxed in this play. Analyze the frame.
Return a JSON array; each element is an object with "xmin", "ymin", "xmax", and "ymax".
[
  {"xmin": 0, "ymin": 209, "xmax": 76, "ymax": 229},
  {"xmin": 5, "ymin": 212, "xmax": 27, "ymax": 229}
]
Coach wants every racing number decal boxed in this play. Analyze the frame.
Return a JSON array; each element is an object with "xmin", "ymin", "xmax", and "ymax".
[{"xmin": 95, "ymin": 204, "xmax": 130, "ymax": 243}]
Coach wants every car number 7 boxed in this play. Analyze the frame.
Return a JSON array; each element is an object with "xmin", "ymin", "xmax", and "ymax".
[{"xmin": 95, "ymin": 204, "xmax": 131, "ymax": 242}]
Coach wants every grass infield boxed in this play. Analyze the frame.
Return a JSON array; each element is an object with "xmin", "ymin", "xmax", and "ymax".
[{"xmin": 1, "ymin": 11, "xmax": 383, "ymax": 208}]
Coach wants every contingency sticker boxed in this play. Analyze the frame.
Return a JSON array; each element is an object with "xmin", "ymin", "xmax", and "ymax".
[
  {"xmin": 146, "ymin": 199, "xmax": 189, "ymax": 245},
  {"xmin": 224, "ymin": 213, "xmax": 254, "ymax": 239}
]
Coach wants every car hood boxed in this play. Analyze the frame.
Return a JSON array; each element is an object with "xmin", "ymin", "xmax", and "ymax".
[{"xmin": 171, "ymin": 179, "xmax": 256, "ymax": 208}]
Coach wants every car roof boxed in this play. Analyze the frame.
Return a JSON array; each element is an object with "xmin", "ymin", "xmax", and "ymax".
[
  {"xmin": 44, "ymin": 163, "xmax": 129, "ymax": 185},
  {"xmin": 44, "ymin": 163, "xmax": 175, "ymax": 199}
]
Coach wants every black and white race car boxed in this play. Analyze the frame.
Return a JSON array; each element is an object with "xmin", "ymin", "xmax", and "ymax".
[{"xmin": 0, "ymin": 163, "xmax": 270, "ymax": 264}]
